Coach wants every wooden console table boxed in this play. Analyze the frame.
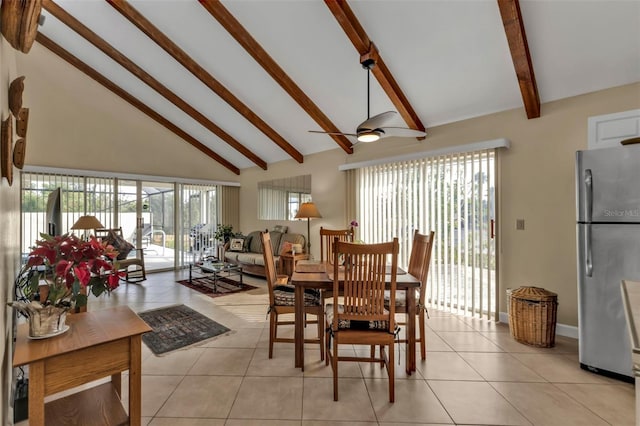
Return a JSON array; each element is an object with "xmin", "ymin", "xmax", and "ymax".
[{"xmin": 12, "ymin": 306, "xmax": 151, "ymax": 426}]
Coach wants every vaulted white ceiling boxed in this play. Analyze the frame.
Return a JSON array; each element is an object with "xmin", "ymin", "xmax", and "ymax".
[{"xmin": 33, "ymin": 0, "xmax": 640, "ymax": 173}]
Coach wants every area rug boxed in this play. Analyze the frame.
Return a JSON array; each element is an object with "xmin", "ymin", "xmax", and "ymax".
[
  {"xmin": 176, "ymin": 276, "xmax": 258, "ymax": 298},
  {"xmin": 138, "ymin": 304, "xmax": 230, "ymax": 356}
]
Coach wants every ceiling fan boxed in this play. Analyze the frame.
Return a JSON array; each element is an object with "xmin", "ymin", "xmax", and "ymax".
[{"xmin": 309, "ymin": 58, "xmax": 426, "ymax": 143}]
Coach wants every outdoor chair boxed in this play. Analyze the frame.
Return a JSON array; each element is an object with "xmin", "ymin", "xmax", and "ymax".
[{"xmin": 95, "ymin": 227, "xmax": 146, "ymax": 283}]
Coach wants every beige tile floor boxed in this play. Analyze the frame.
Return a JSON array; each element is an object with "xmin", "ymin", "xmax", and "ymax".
[{"xmin": 74, "ymin": 270, "xmax": 635, "ymax": 425}]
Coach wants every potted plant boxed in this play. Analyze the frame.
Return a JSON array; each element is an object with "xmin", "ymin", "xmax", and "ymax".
[
  {"xmin": 9, "ymin": 233, "xmax": 123, "ymax": 338},
  {"xmin": 213, "ymin": 224, "xmax": 235, "ymax": 244}
]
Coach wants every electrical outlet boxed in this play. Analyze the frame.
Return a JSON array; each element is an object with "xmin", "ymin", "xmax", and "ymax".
[{"xmin": 516, "ymin": 219, "xmax": 525, "ymax": 230}]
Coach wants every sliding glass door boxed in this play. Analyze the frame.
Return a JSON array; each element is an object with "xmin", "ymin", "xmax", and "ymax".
[
  {"xmin": 139, "ymin": 181, "xmax": 175, "ymax": 272},
  {"xmin": 180, "ymin": 184, "xmax": 218, "ymax": 266},
  {"xmin": 352, "ymin": 149, "xmax": 497, "ymax": 319}
]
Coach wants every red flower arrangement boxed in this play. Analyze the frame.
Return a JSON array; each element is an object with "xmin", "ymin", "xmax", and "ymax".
[{"xmin": 20, "ymin": 233, "xmax": 124, "ymax": 308}]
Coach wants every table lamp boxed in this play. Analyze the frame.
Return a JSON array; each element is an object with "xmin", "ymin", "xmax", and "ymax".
[
  {"xmin": 294, "ymin": 202, "xmax": 322, "ymax": 257},
  {"xmin": 71, "ymin": 215, "xmax": 104, "ymax": 239}
]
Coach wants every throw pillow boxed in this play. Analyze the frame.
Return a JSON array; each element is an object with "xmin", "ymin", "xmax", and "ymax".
[
  {"xmin": 228, "ymin": 237, "xmax": 245, "ymax": 252},
  {"xmin": 280, "ymin": 241, "xmax": 293, "ymax": 255},
  {"xmin": 106, "ymin": 230, "xmax": 135, "ymax": 260},
  {"xmin": 272, "ymin": 225, "xmax": 288, "ymax": 233}
]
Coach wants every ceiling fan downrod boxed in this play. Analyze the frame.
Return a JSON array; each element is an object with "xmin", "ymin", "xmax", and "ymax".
[{"xmin": 362, "ymin": 58, "xmax": 376, "ymax": 120}]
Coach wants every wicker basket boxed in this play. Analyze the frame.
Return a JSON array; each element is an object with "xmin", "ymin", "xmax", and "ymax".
[{"xmin": 508, "ymin": 286, "xmax": 558, "ymax": 347}]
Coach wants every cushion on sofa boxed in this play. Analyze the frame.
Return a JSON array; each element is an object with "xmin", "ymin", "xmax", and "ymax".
[
  {"xmin": 246, "ymin": 230, "xmax": 263, "ymax": 253},
  {"xmin": 278, "ymin": 233, "xmax": 306, "ymax": 254},
  {"xmin": 224, "ymin": 252, "xmax": 240, "ymax": 262},
  {"xmin": 253, "ymin": 254, "xmax": 267, "ymax": 267},
  {"xmin": 228, "ymin": 237, "xmax": 245, "ymax": 252},
  {"xmin": 237, "ymin": 253, "xmax": 259, "ymax": 265},
  {"xmin": 269, "ymin": 231, "xmax": 283, "ymax": 253}
]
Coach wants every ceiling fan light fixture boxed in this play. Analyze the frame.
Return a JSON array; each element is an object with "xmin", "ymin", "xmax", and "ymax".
[{"xmin": 357, "ymin": 131, "xmax": 380, "ymax": 143}]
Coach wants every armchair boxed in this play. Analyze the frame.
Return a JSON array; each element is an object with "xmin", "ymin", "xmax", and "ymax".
[{"xmin": 95, "ymin": 228, "xmax": 146, "ymax": 283}]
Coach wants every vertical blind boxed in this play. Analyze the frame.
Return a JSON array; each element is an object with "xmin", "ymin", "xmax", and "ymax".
[
  {"xmin": 21, "ymin": 172, "xmax": 116, "ymax": 252},
  {"xmin": 351, "ymin": 149, "xmax": 497, "ymax": 319}
]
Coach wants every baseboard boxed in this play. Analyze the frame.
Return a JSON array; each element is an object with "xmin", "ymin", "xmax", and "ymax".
[{"xmin": 498, "ymin": 311, "xmax": 579, "ymax": 339}]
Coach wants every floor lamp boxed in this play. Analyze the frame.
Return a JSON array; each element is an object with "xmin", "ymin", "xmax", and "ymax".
[{"xmin": 294, "ymin": 202, "xmax": 322, "ymax": 257}]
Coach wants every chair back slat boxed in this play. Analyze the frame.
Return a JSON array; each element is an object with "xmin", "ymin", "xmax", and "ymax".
[
  {"xmin": 320, "ymin": 227, "xmax": 354, "ymax": 263},
  {"xmin": 260, "ymin": 232, "xmax": 278, "ymax": 306},
  {"xmin": 332, "ymin": 238, "xmax": 398, "ymax": 331},
  {"xmin": 407, "ymin": 230, "xmax": 435, "ymax": 305}
]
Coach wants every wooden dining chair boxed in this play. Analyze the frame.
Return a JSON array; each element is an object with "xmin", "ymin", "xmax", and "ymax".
[
  {"xmin": 319, "ymin": 227, "xmax": 354, "ymax": 263},
  {"xmin": 385, "ymin": 230, "xmax": 434, "ymax": 360},
  {"xmin": 260, "ymin": 232, "xmax": 324, "ymax": 360},
  {"xmin": 325, "ymin": 237, "xmax": 399, "ymax": 402},
  {"xmin": 319, "ymin": 227, "xmax": 355, "ymax": 304}
]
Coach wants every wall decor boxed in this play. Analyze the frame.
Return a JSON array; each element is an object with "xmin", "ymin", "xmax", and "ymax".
[
  {"xmin": 8, "ymin": 76, "xmax": 24, "ymax": 116},
  {"xmin": 14, "ymin": 138, "xmax": 26, "ymax": 169},
  {"xmin": 1, "ymin": 115, "xmax": 14, "ymax": 185},
  {"xmin": 16, "ymin": 107, "xmax": 29, "ymax": 137},
  {"xmin": 0, "ymin": 1, "xmax": 42, "ymax": 53}
]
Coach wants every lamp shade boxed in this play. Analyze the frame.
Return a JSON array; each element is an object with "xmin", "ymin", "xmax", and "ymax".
[
  {"xmin": 71, "ymin": 215, "xmax": 104, "ymax": 230},
  {"xmin": 294, "ymin": 202, "xmax": 322, "ymax": 219}
]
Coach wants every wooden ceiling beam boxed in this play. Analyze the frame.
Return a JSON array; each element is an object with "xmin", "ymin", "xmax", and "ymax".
[
  {"xmin": 325, "ymin": 0, "xmax": 426, "ymax": 139},
  {"xmin": 42, "ymin": 0, "xmax": 267, "ymax": 170},
  {"xmin": 36, "ymin": 33, "xmax": 240, "ymax": 175},
  {"xmin": 497, "ymin": 0, "xmax": 540, "ymax": 119},
  {"xmin": 199, "ymin": 0, "xmax": 353, "ymax": 155},
  {"xmin": 106, "ymin": 0, "xmax": 303, "ymax": 164}
]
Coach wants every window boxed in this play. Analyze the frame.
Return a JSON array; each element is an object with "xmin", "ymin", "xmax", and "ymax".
[
  {"xmin": 288, "ymin": 191, "xmax": 312, "ymax": 220},
  {"xmin": 258, "ymin": 175, "xmax": 311, "ymax": 220},
  {"xmin": 21, "ymin": 170, "xmax": 234, "ymax": 271}
]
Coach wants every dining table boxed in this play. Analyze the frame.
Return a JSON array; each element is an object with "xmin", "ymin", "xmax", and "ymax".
[{"xmin": 291, "ymin": 261, "xmax": 421, "ymax": 374}]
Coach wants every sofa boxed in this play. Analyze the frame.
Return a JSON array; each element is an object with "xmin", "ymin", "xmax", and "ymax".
[{"xmin": 223, "ymin": 228, "xmax": 306, "ymax": 277}]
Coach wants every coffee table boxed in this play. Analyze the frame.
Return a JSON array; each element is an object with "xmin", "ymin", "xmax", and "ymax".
[{"xmin": 189, "ymin": 261, "xmax": 243, "ymax": 292}]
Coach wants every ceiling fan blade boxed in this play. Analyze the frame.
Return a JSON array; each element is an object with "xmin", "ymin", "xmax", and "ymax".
[
  {"xmin": 378, "ymin": 127, "xmax": 427, "ymax": 139},
  {"xmin": 308, "ymin": 130, "xmax": 357, "ymax": 137},
  {"xmin": 358, "ymin": 111, "xmax": 396, "ymax": 131}
]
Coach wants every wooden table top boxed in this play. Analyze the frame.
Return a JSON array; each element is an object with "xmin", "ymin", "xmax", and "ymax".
[
  {"xmin": 13, "ymin": 305, "xmax": 151, "ymax": 367},
  {"xmin": 292, "ymin": 261, "xmax": 419, "ymax": 288}
]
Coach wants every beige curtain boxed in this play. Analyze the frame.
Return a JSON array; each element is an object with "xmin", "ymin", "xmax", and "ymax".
[{"xmin": 217, "ymin": 185, "xmax": 240, "ymax": 232}]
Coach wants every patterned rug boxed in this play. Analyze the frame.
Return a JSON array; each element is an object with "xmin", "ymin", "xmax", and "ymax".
[
  {"xmin": 138, "ymin": 304, "xmax": 230, "ymax": 356},
  {"xmin": 176, "ymin": 276, "xmax": 258, "ymax": 298}
]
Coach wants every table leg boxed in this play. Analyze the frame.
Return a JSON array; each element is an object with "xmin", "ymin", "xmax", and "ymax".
[
  {"xmin": 406, "ymin": 288, "xmax": 417, "ymax": 374},
  {"xmin": 129, "ymin": 336, "xmax": 143, "ymax": 426},
  {"xmin": 28, "ymin": 360, "xmax": 45, "ymax": 426},
  {"xmin": 294, "ymin": 284, "xmax": 305, "ymax": 370},
  {"xmin": 189, "ymin": 264, "xmax": 193, "ymax": 283}
]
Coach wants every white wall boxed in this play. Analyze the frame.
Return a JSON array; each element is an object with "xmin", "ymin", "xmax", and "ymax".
[{"xmin": 1, "ymin": 36, "xmax": 23, "ymax": 425}]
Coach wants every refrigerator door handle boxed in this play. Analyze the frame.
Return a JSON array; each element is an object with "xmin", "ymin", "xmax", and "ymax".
[
  {"xmin": 584, "ymin": 169, "xmax": 593, "ymax": 223},
  {"xmin": 585, "ymin": 223, "xmax": 593, "ymax": 277}
]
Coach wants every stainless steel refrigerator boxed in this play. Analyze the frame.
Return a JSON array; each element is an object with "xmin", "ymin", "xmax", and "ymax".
[{"xmin": 576, "ymin": 144, "xmax": 640, "ymax": 382}]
